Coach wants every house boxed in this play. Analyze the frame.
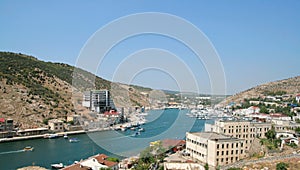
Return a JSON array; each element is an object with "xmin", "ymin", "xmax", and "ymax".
[
  {"xmin": 62, "ymin": 154, "xmax": 118, "ymax": 170},
  {"xmin": 48, "ymin": 119, "xmax": 64, "ymax": 132}
]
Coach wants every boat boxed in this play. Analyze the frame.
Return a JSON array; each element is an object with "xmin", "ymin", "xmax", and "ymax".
[
  {"xmin": 138, "ymin": 128, "xmax": 145, "ymax": 132},
  {"xmin": 69, "ymin": 138, "xmax": 80, "ymax": 143},
  {"xmin": 63, "ymin": 134, "xmax": 68, "ymax": 139},
  {"xmin": 51, "ymin": 163, "xmax": 64, "ymax": 169},
  {"xmin": 44, "ymin": 134, "xmax": 59, "ymax": 139},
  {"xmin": 23, "ymin": 146, "xmax": 34, "ymax": 151}
]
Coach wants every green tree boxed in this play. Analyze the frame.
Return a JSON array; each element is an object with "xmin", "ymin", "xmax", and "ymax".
[
  {"xmin": 260, "ymin": 105, "xmax": 269, "ymax": 114},
  {"xmin": 265, "ymin": 127, "xmax": 276, "ymax": 141},
  {"xmin": 204, "ymin": 163, "xmax": 209, "ymax": 170},
  {"xmin": 276, "ymin": 162, "xmax": 288, "ymax": 170},
  {"xmin": 106, "ymin": 157, "xmax": 119, "ymax": 162}
]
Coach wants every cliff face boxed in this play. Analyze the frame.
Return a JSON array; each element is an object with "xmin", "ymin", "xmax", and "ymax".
[{"xmin": 0, "ymin": 52, "xmax": 154, "ymax": 128}]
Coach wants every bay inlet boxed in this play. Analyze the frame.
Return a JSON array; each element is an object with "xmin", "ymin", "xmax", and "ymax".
[{"xmin": 0, "ymin": 109, "xmax": 212, "ymax": 169}]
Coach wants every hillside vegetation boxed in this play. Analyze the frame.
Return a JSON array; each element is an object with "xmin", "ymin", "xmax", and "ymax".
[{"xmin": 0, "ymin": 52, "xmax": 153, "ymax": 128}]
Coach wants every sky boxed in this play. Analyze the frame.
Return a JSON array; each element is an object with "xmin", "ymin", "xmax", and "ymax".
[{"xmin": 1, "ymin": 0, "xmax": 300, "ymax": 95}]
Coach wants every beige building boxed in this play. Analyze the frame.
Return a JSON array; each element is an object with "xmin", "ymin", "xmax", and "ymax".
[
  {"xmin": 186, "ymin": 132, "xmax": 245, "ymax": 167},
  {"xmin": 48, "ymin": 119, "xmax": 64, "ymax": 132},
  {"xmin": 206, "ymin": 119, "xmax": 272, "ymax": 152}
]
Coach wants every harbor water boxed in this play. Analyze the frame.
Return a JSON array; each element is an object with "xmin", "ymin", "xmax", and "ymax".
[{"xmin": 0, "ymin": 109, "xmax": 213, "ymax": 169}]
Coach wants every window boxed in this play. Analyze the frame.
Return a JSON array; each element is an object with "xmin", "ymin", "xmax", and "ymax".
[
  {"xmin": 221, "ymin": 158, "xmax": 223, "ymax": 162},
  {"xmin": 226, "ymin": 143, "xmax": 229, "ymax": 148},
  {"xmin": 217, "ymin": 144, "xmax": 219, "ymax": 149},
  {"xmin": 232, "ymin": 143, "xmax": 234, "ymax": 148},
  {"xmin": 222, "ymin": 151, "xmax": 224, "ymax": 155},
  {"xmin": 216, "ymin": 158, "xmax": 219, "ymax": 163},
  {"xmin": 231, "ymin": 150, "xmax": 233, "ymax": 154},
  {"xmin": 236, "ymin": 150, "xmax": 238, "ymax": 154},
  {"xmin": 226, "ymin": 151, "xmax": 228, "ymax": 155},
  {"xmin": 236, "ymin": 143, "xmax": 238, "ymax": 147},
  {"xmin": 217, "ymin": 151, "xmax": 219, "ymax": 156},
  {"xmin": 241, "ymin": 150, "xmax": 243, "ymax": 154},
  {"xmin": 222, "ymin": 144, "xmax": 224, "ymax": 149}
]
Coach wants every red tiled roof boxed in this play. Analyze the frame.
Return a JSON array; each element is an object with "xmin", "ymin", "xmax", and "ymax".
[
  {"xmin": 93, "ymin": 154, "xmax": 118, "ymax": 167},
  {"xmin": 104, "ymin": 110, "xmax": 119, "ymax": 115},
  {"xmin": 62, "ymin": 154, "xmax": 118, "ymax": 170},
  {"xmin": 62, "ymin": 163, "xmax": 90, "ymax": 170},
  {"xmin": 0, "ymin": 118, "xmax": 5, "ymax": 123},
  {"xmin": 161, "ymin": 139, "xmax": 186, "ymax": 149}
]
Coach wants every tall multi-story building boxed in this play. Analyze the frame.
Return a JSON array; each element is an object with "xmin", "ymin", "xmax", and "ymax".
[
  {"xmin": 82, "ymin": 90, "xmax": 115, "ymax": 113},
  {"xmin": 205, "ymin": 119, "xmax": 272, "ymax": 152},
  {"xmin": 186, "ymin": 132, "xmax": 245, "ymax": 167}
]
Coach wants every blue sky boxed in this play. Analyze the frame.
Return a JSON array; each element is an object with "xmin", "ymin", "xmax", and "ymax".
[{"xmin": 1, "ymin": 0, "xmax": 300, "ymax": 95}]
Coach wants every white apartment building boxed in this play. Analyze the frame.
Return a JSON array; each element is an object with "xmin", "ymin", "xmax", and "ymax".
[{"xmin": 186, "ymin": 132, "xmax": 245, "ymax": 167}]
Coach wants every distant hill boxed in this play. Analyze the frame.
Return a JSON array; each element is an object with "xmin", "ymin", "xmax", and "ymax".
[
  {"xmin": 219, "ymin": 76, "xmax": 300, "ymax": 106},
  {"xmin": 0, "ymin": 52, "xmax": 155, "ymax": 128}
]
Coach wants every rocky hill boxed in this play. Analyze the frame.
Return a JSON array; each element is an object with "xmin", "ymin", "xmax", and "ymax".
[
  {"xmin": 219, "ymin": 76, "xmax": 300, "ymax": 106},
  {"xmin": 0, "ymin": 52, "xmax": 157, "ymax": 128}
]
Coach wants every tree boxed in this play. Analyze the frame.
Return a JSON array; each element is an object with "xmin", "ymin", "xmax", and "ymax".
[
  {"xmin": 265, "ymin": 127, "xmax": 276, "ymax": 141},
  {"xmin": 276, "ymin": 162, "xmax": 288, "ymax": 170},
  {"xmin": 204, "ymin": 163, "xmax": 209, "ymax": 170}
]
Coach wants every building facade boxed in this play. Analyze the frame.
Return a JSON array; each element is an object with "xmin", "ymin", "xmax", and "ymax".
[
  {"xmin": 206, "ymin": 119, "xmax": 272, "ymax": 152},
  {"xmin": 48, "ymin": 119, "xmax": 64, "ymax": 132},
  {"xmin": 83, "ymin": 90, "xmax": 115, "ymax": 113},
  {"xmin": 186, "ymin": 132, "xmax": 245, "ymax": 167}
]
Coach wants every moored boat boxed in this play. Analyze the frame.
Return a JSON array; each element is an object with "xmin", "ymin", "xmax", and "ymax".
[
  {"xmin": 63, "ymin": 134, "xmax": 68, "ymax": 139},
  {"xmin": 44, "ymin": 134, "xmax": 59, "ymax": 139},
  {"xmin": 51, "ymin": 163, "xmax": 64, "ymax": 169}
]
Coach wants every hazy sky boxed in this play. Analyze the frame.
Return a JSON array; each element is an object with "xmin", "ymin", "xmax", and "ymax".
[{"xmin": 1, "ymin": 0, "xmax": 300, "ymax": 95}]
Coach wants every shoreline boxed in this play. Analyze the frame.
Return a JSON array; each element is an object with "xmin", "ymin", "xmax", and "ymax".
[{"xmin": 0, "ymin": 128, "xmax": 113, "ymax": 143}]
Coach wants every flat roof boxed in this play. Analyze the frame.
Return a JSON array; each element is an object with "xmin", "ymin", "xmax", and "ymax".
[{"xmin": 188, "ymin": 132, "xmax": 241, "ymax": 141}]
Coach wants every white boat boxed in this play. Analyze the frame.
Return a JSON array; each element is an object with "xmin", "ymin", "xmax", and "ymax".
[
  {"xmin": 63, "ymin": 134, "xmax": 68, "ymax": 139},
  {"xmin": 138, "ymin": 128, "xmax": 145, "ymax": 132},
  {"xmin": 51, "ymin": 163, "xmax": 64, "ymax": 169},
  {"xmin": 69, "ymin": 138, "xmax": 80, "ymax": 143},
  {"xmin": 23, "ymin": 146, "xmax": 34, "ymax": 152},
  {"xmin": 44, "ymin": 134, "xmax": 59, "ymax": 139}
]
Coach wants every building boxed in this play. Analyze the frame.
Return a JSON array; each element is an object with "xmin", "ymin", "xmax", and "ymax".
[
  {"xmin": 48, "ymin": 119, "xmax": 64, "ymax": 132},
  {"xmin": 186, "ymin": 132, "xmax": 245, "ymax": 167},
  {"xmin": 62, "ymin": 154, "xmax": 118, "ymax": 170},
  {"xmin": 296, "ymin": 94, "xmax": 300, "ymax": 103},
  {"xmin": 205, "ymin": 119, "xmax": 272, "ymax": 153},
  {"xmin": 0, "ymin": 118, "xmax": 14, "ymax": 131},
  {"xmin": 83, "ymin": 90, "xmax": 115, "ymax": 113}
]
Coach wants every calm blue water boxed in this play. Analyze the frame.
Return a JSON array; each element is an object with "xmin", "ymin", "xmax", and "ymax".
[{"xmin": 0, "ymin": 109, "xmax": 213, "ymax": 170}]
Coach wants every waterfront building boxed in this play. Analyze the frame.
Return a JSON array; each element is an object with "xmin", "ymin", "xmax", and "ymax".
[
  {"xmin": 82, "ymin": 90, "xmax": 115, "ymax": 113},
  {"xmin": 48, "ymin": 119, "xmax": 64, "ymax": 132},
  {"xmin": 17, "ymin": 127, "xmax": 48, "ymax": 136},
  {"xmin": 186, "ymin": 132, "xmax": 245, "ymax": 167},
  {"xmin": 0, "ymin": 118, "xmax": 14, "ymax": 131},
  {"xmin": 62, "ymin": 153, "xmax": 118, "ymax": 170},
  {"xmin": 0, "ymin": 118, "xmax": 15, "ymax": 138}
]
